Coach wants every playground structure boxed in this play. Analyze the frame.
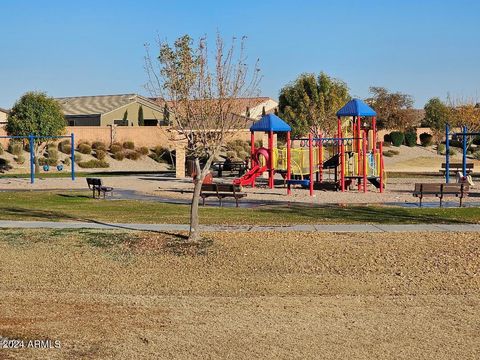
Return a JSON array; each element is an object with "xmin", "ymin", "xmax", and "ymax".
[
  {"xmin": 444, "ymin": 123, "xmax": 478, "ymax": 184},
  {"xmin": 0, "ymin": 133, "xmax": 75, "ymax": 184},
  {"xmin": 234, "ymin": 99, "xmax": 385, "ymax": 195}
]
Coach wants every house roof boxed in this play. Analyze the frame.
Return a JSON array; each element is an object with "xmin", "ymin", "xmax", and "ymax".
[
  {"xmin": 152, "ymin": 96, "xmax": 275, "ymax": 115},
  {"xmin": 336, "ymin": 98, "xmax": 377, "ymax": 117},
  {"xmin": 56, "ymin": 94, "xmax": 163, "ymax": 116},
  {"xmin": 0, "ymin": 107, "xmax": 9, "ymax": 114},
  {"xmin": 250, "ymin": 114, "xmax": 291, "ymax": 132}
]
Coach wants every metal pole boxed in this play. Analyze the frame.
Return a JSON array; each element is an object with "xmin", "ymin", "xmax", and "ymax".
[
  {"xmin": 71, "ymin": 133, "xmax": 75, "ymax": 181},
  {"xmin": 286, "ymin": 131, "xmax": 291, "ymax": 195},
  {"xmin": 309, "ymin": 133, "xmax": 313, "ymax": 196},
  {"xmin": 29, "ymin": 134, "xmax": 35, "ymax": 184},
  {"xmin": 319, "ymin": 133, "xmax": 323, "ymax": 183},
  {"xmin": 268, "ymin": 131, "xmax": 274, "ymax": 189},
  {"xmin": 379, "ymin": 141, "xmax": 384, "ymax": 193},
  {"xmin": 363, "ymin": 131, "xmax": 367, "ymax": 193},
  {"xmin": 445, "ymin": 124, "xmax": 450, "ymax": 183},
  {"xmin": 340, "ymin": 139, "xmax": 345, "ymax": 192},
  {"xmin": 463, "ymin": 125, "xmax": 467, "ymax": 177}
]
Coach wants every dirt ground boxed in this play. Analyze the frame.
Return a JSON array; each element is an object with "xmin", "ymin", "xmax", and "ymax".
[{"xmin": 0, "ymin": 230, "xmax": 479, "ymax": 359}]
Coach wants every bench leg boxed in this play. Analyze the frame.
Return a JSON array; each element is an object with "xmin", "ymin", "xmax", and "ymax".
[
  {"xmin": 439, "ymin": 195, "xmax": 443, "ymax": 208},
  {"xmin": 202, "ymin": 197, "xmax": 205, "ymax": 206},
  {"xmin": 419, "ymin": 195, "xmax": 422, "ymax": 207},
  {"xmin": 219, "ymin": 197, "xmax": 222, "ymax": 207},
  {"xmin": 235, "ymin": 197, "xmax": 239, "ymax": 208},
  {"xmin": 460, "ymin": 195, "xmax": 463, "ymax": 208}
]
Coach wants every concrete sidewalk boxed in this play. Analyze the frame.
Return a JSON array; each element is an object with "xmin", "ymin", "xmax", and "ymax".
[{"xmin": 0, "ymin": 220, "xmax": 479, "ymax": 233}]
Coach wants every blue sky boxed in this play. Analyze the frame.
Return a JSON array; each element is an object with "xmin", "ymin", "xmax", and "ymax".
[{"xmin": 1, "ymin": 0, "xmax": 479, "ymax": 108}]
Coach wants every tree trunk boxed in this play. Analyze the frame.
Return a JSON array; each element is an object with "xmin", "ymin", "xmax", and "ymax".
[
  {"xmin": 187, "ymin": 154, "xmax": 216, "ymax": 242},
  {"xmin": 188, "ymin": 158, "xmax": 203, "ymax": 242}
]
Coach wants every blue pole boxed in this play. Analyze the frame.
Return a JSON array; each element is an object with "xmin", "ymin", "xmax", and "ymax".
[
  {"xmin": 445, "ymin": 124, "xmax": 450, "ymax": 183},
  {"xmin": 29, "ymin": 134, "xmax": 34, "ymax": 184},
  {"xmin": 71, "ymin": 133, "xmax": 75, "ymax": 181},
  {"xmin": 463, "ymin": 125, "xmax": 468, "ymax": 177}
]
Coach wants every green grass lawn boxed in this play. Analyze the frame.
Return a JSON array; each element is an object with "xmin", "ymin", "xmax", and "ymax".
[{"xmin": 0, "ymin": 190, "xmax": 479, "ymax": 225}]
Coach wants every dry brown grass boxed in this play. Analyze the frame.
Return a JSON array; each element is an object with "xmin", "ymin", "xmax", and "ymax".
[{"xmin": 0, "ymin": 230, "xmax": 479, "ymax": 359}]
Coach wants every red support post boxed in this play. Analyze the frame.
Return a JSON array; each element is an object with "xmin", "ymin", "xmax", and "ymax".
[
  {"xmin": 340, "ymin": 139, "xmax": 345, "ymax": 192},
  {"xmin": 250, "ymin": 131, "xmax": 256, "ymax": 188},
  {"xmin": 268, "ymin": 131, "xmax": 274, "ymax": 189},
  {"xmin": 379, "ymin": 141, "xmax": 384, "ymax": 193},
  {"xmin": 372, "ymin": 116, "xmax": 377, "ymax": 156},
  {"xmin": 362, "ymin": 131, "xmax": 367, "ymax": 193},
  {"xmin": 319, "ymin": 132, "xmax": 323, "ymax": 183},
  {"xmin": 357, "ymin": 116, "xmax": 361, "ymax": 153},
  {"xmin": 309, "ymin": 133, "xmax": 314, "ymax": 196},
  {"xmin": 287, "ymin": 131, "xmax": 291, "ymax": 195}
]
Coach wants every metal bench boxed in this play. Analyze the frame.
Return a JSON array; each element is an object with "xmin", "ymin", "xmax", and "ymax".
[
  {"xmin": 86, "ymin": 178, "xmax": 114, "ymax": 199},
  {"xmin": 200, "ymin": 183, "xmax": 246, "ymax": 207},
  {"xmin": 413, "ymin": 183, "xmax": 469, "ymax": 207}
]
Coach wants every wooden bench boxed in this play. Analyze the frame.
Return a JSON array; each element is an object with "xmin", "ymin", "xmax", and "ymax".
[
  {"xmin": 200, "ymin": 183, "xmax": 246, "ymax": 207},
  {"xmin": 413, "ymin": 183, "xmax": 469, "ymax": 207},
  {"xmin": 440, "ymin": 163, "xmax": 474, "ymax": 175},
  {"xmin": 86, "ymin": 178, "xmax": 114, "ymax": 199}
]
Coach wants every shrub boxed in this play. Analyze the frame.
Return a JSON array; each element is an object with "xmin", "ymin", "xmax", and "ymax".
[
  {"xmin": 151, "ymin": 146, "xmax": 174, "ymax": 164},
  {"xmin": 77, "ymin": 159, "xmax": 110, "ymax": 168},
  {"xmin": 123, "ymin": 141, "xmax": 135, "ymax": 150},
  {"xmin": 47, "ymin": 148, "xmax": 59, "ymax": 161},
  {"xmin": 449, "ymin": 149, "xmax": 457, "ymax": 156},
  {"xmin": 74, "ymin": 154, "xmax": 82, "ymax": 163},
  {"xmin": 92, "ymin": 141, "xmax": 107, "ymax": 151},
  {"xmin": 8, "ymin": 141, "xmax": 23, "ymax": 155},
  {"xmin": 110, "ymin": 144, "xmax": 123, "ymax": 154},
  {"xmin": 226, "ymin": 150, "xmax": 236, "ymax": 158},
  {"xmin": 404, "ymin": 131, "xmax": 417, "ymax": 147},
  {"xmin": 95, "ymin": 149, "xmax": 106, "ymax": 160},
  {"xmin": 472, "ymin": 151, "xmax": 480, "ymax": 160},
  {"xmin": 38, "ymin": 157, "xmax": 56, "ymax": 166},
  {"xmin": 383, "ymin": 141, "xmax": 392, "ymax": 147},
  {"xmin": 63, "ymin": 157, "xmax": 71, "ymax": 166},
  {"xmin": 125, "ymin": 151, "xmax": 141, "ymax": 160},
  {"xmin": 138, "ymin": 146, "xmax": 149, "ymax": 155},
  {"xmin": 390, "ymin": 131, "xmax": 404, "ymax": 147},
  {"xmin": 419, "ymin": 132, "xmax": 433, "ymax": 147},
  {"xmin": 473, "ymin": 136, "xmax": 480, "ymax": 146},
  {"xmin": 15, "ymin": 155, "xmax": 26, "ymax": 164},
  {"xmin": 0, "ymin": 144, "xmax": 3, "ymax": 155},
  {"xmin": 382, "ymin": 151, "xmax": 393, "ymax": 157},
  {"xmin": 78, "ymin": 143, "xmax": 92, "ymax": 154},
  {"xmin": 0, "ymin": 158, "xmax": 12, "ymax": 172},
  {"xmin": 58, "ymin": 140, "xmax": 70, "ymax": 153},
  {"xmin": 383, "ymin": 133, "xmax": 392, "ymax": 144},
  {"xmin": 113, "ymin": 151, "xmax": 125, "ymax": 161},
  {"xmin": 437, "ymin": 144, "xmax": 446, "ymax": 155}
]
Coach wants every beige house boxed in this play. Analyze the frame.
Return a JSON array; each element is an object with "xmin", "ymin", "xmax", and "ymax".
[
  {"xmin": 56, "ymin": 94, "xmax": 166, "ymax": 126},
  {"xmin": 151, "ymin": 96, "xmax": 279, "ymax": 121},
  {"xmin": 0, "ymin": 107, "xmax": 9, "ymax": 124}
]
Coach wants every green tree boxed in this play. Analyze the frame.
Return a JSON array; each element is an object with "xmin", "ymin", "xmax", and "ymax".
[
  {"xmin": 138, "ymin": 105, "xmax": 144, "ymax": 126},
  {"xmin": 423, "ymin": 97, "xmax": 450, "ymax": 142},
  {"xmin": 278, "ymin": 72, "xmax": 350, "ymax": 137},
  {"xmin": 366, "ymin": 87, "xmax": 417, "ymax": 131},
  {"xmin": 6, "ymin": 92, "xmax": 66, "ymax": 173}
]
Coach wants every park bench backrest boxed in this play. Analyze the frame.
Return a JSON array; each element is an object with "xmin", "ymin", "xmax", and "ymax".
[
  {"xmin": 441, "ymin": 163, "xmax": 474, "ymax": 169},
  {"xmin": 414, "ymin": 183, "xmax": 468, "ymax": 194},
  {"xmin": 201, "ymin": 183, "xmax": 240, "ymax": 194},
  {"xmin": 86, "ymin": 178, "xmax": 102, "ymax": 188}
]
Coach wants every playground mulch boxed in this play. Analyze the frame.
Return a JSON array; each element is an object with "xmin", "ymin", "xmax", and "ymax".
[{"xmin": 1, "ymin": 229, "xmax": 479, "ymax": 359}]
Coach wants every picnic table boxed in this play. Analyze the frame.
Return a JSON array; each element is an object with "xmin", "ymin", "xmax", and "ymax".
[{"xmin": 212, "ymin": 161, "xmax": 247, "ymax": 177}]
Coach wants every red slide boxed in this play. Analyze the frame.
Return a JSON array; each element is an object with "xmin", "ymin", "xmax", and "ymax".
[{"xmin": 233, "ymin": 164, "xmax": 267, "ymax": 186}]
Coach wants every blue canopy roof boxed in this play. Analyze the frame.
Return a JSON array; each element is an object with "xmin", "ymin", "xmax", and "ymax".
[
  {"xmin": 336, "ymin": 98, "xmax": 377, "ymax": 117},
  {"xmin": 250, "ymin": 114, "xmax": 291, "ymax": 132}
]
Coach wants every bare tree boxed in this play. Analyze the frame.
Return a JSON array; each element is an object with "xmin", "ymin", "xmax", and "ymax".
[
  {"xmin": 447, "ymin": 97, "xmax": 480, "ymax": 148},
  {"xmin": 144, "ymin": 34, "xmax": 261, "ymax": 242}
]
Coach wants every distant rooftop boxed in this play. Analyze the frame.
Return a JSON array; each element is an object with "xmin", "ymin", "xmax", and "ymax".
[{"xmin": 56, "ymin": 94, "xmax": 162, "ymax": 115}]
